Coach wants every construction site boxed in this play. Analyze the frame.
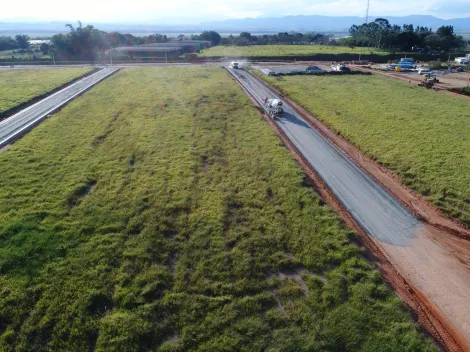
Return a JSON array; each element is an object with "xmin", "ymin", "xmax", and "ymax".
[{"xmin": 1, "ymin": 0, "xmax": 470, "ymax": 350}]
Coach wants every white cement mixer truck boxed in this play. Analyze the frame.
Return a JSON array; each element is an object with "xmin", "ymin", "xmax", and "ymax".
[{"xmin": 264, "ymin": 98, "xmax": 284, "ymax": 118}]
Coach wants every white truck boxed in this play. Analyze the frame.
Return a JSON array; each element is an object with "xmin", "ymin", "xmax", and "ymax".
[
  {"xmin": 331, "ymin": 63, "xmax": 350, "ymax": 72},
  {"xmin": 264, "ymin": 98, "xmax": 284, "ymax": 118},
  {"xmin": 455, "ymin": 56, "xmax": 469, "ymax": 65},
  {"xmin": 231, "ymin": 62, "xmax": 240, "ymax": 69},
  {"xmin": 418, "ymin": 68, "xmax": 431, "ymax": 75}
]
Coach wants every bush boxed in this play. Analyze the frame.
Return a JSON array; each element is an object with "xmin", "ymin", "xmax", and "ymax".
[
  {"xmin": 449, "ymin": 86, "xmax": 470, "ymax": 96},
  {"xmin": 428, "ymin": 60, "xmax": 443, "ymax": 70},
  {"xmin": 182, "ymin": 53, "xmax": 199, "ymax": 61}
]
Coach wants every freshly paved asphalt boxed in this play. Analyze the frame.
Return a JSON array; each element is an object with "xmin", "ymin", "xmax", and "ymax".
[
  {"xmin": 228, "ymin": 67, "xmax": 420, "ymax": 246},
  {"xmin": 0, "ymin": 67, "xmax": 119, "ymax": 147}
]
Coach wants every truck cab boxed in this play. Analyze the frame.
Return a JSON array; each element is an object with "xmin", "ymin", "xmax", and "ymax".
[
  {"xmin": 398, "ymin": 58, "xmax": 415, "ymax": 70},
  {"xmin": 418, "ymin": 68, "xmax": 431, "ymax": 75}
]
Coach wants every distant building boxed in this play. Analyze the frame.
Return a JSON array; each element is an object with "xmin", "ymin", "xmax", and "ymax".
[
  {"xmin": 114, "ymin": 40, "xmax": 212, "ymax": 59},
  {"xmin": 28, "ymin": 40, "xmax": 51, "ymax": 45}
]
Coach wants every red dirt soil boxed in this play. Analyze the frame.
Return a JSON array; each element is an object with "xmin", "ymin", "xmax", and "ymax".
[
  {"xmin": 351, "ymin": 65, "xmax": 470, "ymax": 101},
  {"xmin": 232, "ymin": 71, "xmax": 470, "ymax": 351},
  {"xmin": 0, "ymin": 144, "xmax": 11, "ymax": 154}
]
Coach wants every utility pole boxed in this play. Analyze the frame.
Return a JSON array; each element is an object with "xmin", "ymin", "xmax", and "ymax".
[
  {"xmin": 365, "ymin": 0, "xmax": 370, "ymax": 23},
  {"xmin": 50, "ymin": 49, "xmax": 56, "ymax": 65},
  {"xmin": 165, "ymin": 49, "xmax": 168, "ymax": 64},
  {"xmin": 110, "ymin": 49, "xmax": 113, "ymax": 66}
]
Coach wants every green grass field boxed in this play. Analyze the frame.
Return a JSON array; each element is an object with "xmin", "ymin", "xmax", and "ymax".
[
  {"xmin": 0, "ymin": 68, "xmax": 91, "ymax": 116},
  {"xmin": 258, "ymin": 72, "xmax": 470, "ymax": 226},
  {"xmin": 0, "ymin": 67, "xmax": 435, "ymax": 351},
  {"xmin": 198, "ymin": 45, "xmax": 387, "ymax": 57}
]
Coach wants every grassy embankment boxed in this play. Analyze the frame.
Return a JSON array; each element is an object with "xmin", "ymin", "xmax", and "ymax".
[
  {"xmin": 259, "ymin": 73, "xmax": 470, "ymax": 226},
  {"xmin": 0, "ymin": 68, "xmax": 92, "ymax": 116},
  {"xmin": 198, "ymin": 45, "xmax": 388, "ymax": 57},
  {"xmin": 0, "ymin": 67, "xmax": 436, "ymax": 351}
]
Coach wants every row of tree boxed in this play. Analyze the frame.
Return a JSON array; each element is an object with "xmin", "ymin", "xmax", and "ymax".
[
  {"xmin": 3, "ymin": 20, "xmax": 468, "ymax": 61},
  {"xmin": 0, "ymin": 35, "xmax": 31, "ymax": 51},
  {"xmin": 219, "ymin": 32, "xmax": 332, "ymax": 46},
  {"xmin": 0, "ymin": 23, "xmax": 221, "ymax": 60},
  {"xmin": 347, "ymin": 18, "xmax": 467, "ymax": 51},
  {"xmin": 49, "ymin": 24, "xmax": 222, "ymax": 60}
]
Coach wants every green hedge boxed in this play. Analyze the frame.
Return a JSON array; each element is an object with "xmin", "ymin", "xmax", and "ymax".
[{"xmin": 449, "ymin": 86, "xmax": 470, "ymax": 96}]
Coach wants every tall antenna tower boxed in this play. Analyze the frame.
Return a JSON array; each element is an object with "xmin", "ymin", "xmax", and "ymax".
[{"xmin": 365, "ymin": 0, "xmax": 370, "ymax": 23}]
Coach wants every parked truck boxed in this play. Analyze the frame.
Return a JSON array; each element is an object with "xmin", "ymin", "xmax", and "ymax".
[
  {"xmin": 397, "ymin": 58, "xmax": 415, "ymax": 70},
  {"xmin": 455, "ymin": 55, "xmax": 470, "ymax": 65},
  {"xmin": 331, "ymin": 63, "xmax": 350, "ymax": 72}
]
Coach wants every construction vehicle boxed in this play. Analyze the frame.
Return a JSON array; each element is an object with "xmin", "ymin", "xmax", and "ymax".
[
  {"xmin": 264, "ymin": 98, "xmax": 284, "ymax": 118},
  {"xmin": 455, "ymin": 57, "xmax": 469, "ymax": 65},
  {"xmin": 418, "ymin": 76, "xmax": 439, "ymax": 88},
  {"xmin": 418, "ymin": 68, "xmax": 431, "ymax": 75},
  {"xmin": 455, "ymin": 55, "xmax": 470, "ymax": 65},
  {"xmin": 397, "ymin": 58, "xmax": 415, "ymax": 70},
  {"xmin": 418, "ymin": 80, "xmax": 434, "ymax": 89},
  {"xmin": 424, "ymin": 74, "xmax": 439, "ymax": 83},
  {"xmin": 331, "ymin": 63, "xmax": 350, "ymax": 72}
]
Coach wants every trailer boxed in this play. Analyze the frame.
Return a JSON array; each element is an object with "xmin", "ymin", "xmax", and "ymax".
[{"xmin": 264, "ymin": 98, "xmax": 284, "ymax": 118}]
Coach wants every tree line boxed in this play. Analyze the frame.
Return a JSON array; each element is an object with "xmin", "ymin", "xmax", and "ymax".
[
  {"xmin": 0, "ymin": 23, "xmax": 224, "ymax": 61},
  {"xmin": 50, "ymin": 23, "xmax": 222, "ymax": 60},
  {"xmin": 346, "ymin": 18, "xmax": 467, "ymax": 51},
  {"xmin": 2, "ymin": 19, "xmax": 468, "ymax": 61},
  {"xmin": 0, "ymin": 35, "xmax": 31, "ymax": 51},
  {"xmin": 220, "ymin": 32, "xmax": 332, "ymax": 46}
]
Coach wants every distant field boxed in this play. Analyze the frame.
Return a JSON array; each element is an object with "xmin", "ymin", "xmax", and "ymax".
[
  {"xmin": 199, "ymin": 45, "xmax": 388, "ymax": 57},
  {"xmin": 259, "ymin": 72, "xmax": 470, "ymax": 226},
  {"xmin": 0, "ymin": 68, "xmax": 92, "ymax": 116},
  {"xmin": 0, "ymin": 67, "xmax": 435, "ymax": 351}
]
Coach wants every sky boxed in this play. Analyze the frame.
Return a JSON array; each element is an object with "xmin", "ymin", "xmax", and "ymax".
[{"xmin": 2, "ymin": 0, "xmax": 470, "ymax": 22}]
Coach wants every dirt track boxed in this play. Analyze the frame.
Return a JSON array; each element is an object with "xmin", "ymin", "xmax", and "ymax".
[
  {"xmin": 230, "ymin": 67, "xmax": 470, "ymax": 351},
  {"xmin": 351, "ymin": 65, "xmax": 470, "ymax": 100}
]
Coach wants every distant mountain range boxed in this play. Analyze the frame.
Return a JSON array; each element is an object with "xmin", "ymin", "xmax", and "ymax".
[
  {"xmin": 1, "ymin": 15, "xmax": 469, "ymax": 36},
  {"xmin": 204, "ymin": 15, "xmax": 470, "ymax": 33}
]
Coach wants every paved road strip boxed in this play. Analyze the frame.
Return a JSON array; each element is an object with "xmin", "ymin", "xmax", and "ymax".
[
  {"xmin": 227, "ymin": 67, "xmax": 470, "ymax": 350},
  {"xmin": 0, "ymin": 67, "xmax": 120, "ymax": 147}
]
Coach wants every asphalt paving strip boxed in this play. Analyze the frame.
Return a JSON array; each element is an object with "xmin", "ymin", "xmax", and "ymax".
[
  {"xmin": 0, "ymin": 67, "xmax": 120, "ymax": 147},
  {"xmin": 227, "ymin": 67, "xmax": 470, "ymax": 350},
  {"xmin": 229, "ymin": 67, "xmax": 419, "ymax": 246}
]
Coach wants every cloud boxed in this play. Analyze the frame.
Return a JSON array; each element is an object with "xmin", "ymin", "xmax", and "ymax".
[{"xmin": 1, "ymin": 0, "xmax": 469, "ymax": 22}]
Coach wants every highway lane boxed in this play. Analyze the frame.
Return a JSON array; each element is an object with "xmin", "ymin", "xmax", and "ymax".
[
  {"xmin": 0, "ymin": 67, "xmax": 119, "ymax": 147},
  {"xmin": 228, "ymin": 67, "xmax": 419, "ymax": 246}
]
